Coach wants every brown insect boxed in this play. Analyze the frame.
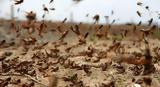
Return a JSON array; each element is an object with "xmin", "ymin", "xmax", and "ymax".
[
  {"xmin": 78, "ymin": 32, "xmax": 89, "ymax": 45},
  {"xmin": 62, "ymin": 18, "xmax": 67, "ymax": 23},
  {"xmin": 86, "ymin": 13, "xmax": 89, "ymax": 17},
  {"xmin": 65, "ymin": 44, "xmax": 78, "ymax": 53},
  {"xmin": 137, "ymin": 11, "xmax": 141, "ymax": 17},
  {"xmin": 140, "ymin": 25, "xmax": 156, "ymax": 37},
  {"xmin": 137, "ymin": 2, "xmax": 143, "ymax": 6},
  {"xmin": 57, "ymin": 26, "xmax": 69, "ymax": 41},
  {"xmin": 70, "ymin": 25, "xmax": 89, "ymax": 45},
  {"xmin": 14, "ymin": 0, "xmax": 23, "ymax": 5},
  {"xmin": 21, "ymin": 36, "xmax": 37, "ymax": 45},
  {"xmin": 70, "ymin": 25, "xmax": 80, "ymax": 35},
  {"xmin": 122, "ymin": 29, "xmax": 128, "ymax": 37},
  {"xmin": 38, "ymin": 21, "xmax": 47, "ymax": 38},
  {"xmin": 148, "ymin": 18, "xmax": 153, "ymax": 26},
  {"xmin": 101, "ymin": 63, "xmax": 108, "ymax": 71},
  {"xmin": 60, "ymin": 30, "xmax": 69, "ymax": 41},
  {"xmin": 43, "ymin": 4, "xmax": 49, "ymax": 13},
  {"xmin": 0, "ymin": 77, "xmax": 11, "ymax": 87},
  {"xmin": 111, "ymin": 19, "xmax": 116, "ymax": 24},
  {"xmin": 93, "ymin": 14, "xmax": 100, "ymax": 24},
  {"xmin": 113, "ymin": 54, "xmax": 147, "ymax": 65},
  {"xmin": 42, "ymin": 14, "xmax": 46, "ymax": 18},
  {"xmin": 25, "ymin": 11, "xmax": 36, "ymax": 21},
  {"xmin": 145, "ymin": 6, "xmax": 149, "ymax": 11},
  {"xmin": 21, "ymin": 20, "xmax": 37, "ymax": 34},
  {"xmin": 34, "ymin": 42, "xmax": 49, "ymax": 50},
  {"xmin": 50, "ymin": 8, "xmax": 55, "ymax": 11},
  {"xmin": 137, "ymin": 21, "xmax": 142, "ymax": 26},
  {"xmin": 82, "ymin": 65, "xmax": 91, "ymax": 74},
  {"xmin": 72, "ymin": 0, "xmax": 83, "ymax": 4},
  {"xmin": 62, "ymin": 73, "xmax": 78, "ymax": 84},
  {"xmin": 96, "ymin": 25, "xmax": 104, "ymax": 39},
  {"xmin": 108, "ymin": 42, "xmax": 121, "ymax": 52},
  {"xmin": 49, "ymin": 0, "xmax": 54, "ymax": 4}
]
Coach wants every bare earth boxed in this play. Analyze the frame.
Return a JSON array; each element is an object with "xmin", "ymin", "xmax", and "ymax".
[{"xmin": 0, "ymin": 23, "xmax": 160, "ymax": 87}]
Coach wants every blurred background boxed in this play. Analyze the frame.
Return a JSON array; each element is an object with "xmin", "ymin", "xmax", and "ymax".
[{"xmin": 0, "ymin": 0, "xmax": 160, "ymax": 24}]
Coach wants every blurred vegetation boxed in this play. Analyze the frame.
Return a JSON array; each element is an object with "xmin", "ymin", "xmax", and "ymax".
[
  {"xmin": 154, "ymin": 29, "xmax": 160, "ymax": 39},
  {"xmin": 112, "ymin": 34, "xmax": 123, "ymax": 41}
]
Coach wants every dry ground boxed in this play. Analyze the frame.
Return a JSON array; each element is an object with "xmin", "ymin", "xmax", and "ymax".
[{"xmin": 0, "ymin": 21, "xmax": 160, "ymax": 87}]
